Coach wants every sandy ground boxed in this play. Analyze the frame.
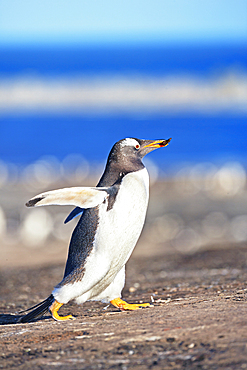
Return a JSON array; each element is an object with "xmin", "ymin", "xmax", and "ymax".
[
  {"xmin": 1, "ymin": 177, "xmax": 247, "ymax": 369},
  {"xmin": 1, "ymin": 242, "xmax": 247, "ymax": 369}
]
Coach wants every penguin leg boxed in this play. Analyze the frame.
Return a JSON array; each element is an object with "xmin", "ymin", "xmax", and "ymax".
[
  {"xmin": 110, "ymin": 298, "xmax": 150, "ymax": 311},
  {"xmin": 49, "ymin": 300, "xmax": 75, "ymax": 321}
]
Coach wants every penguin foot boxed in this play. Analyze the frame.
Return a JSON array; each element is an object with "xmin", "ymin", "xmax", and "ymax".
[
  {"xmin": 49, "ymin": 300, "xmax": 75, "ymax": 321},
  {"xmin": 110, "ymin": 298, "xmax": 150, "ymax": 311}
]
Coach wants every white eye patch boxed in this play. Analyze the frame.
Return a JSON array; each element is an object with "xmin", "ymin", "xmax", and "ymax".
[{"xmin": 120, "ymin": 138, "xmax": 140, "ymax": 148}]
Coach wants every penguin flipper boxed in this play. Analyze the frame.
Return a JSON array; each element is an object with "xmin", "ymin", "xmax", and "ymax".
[
  {"xmin": 64, "ymin": 206, "xmax": 84, "ymax": 224},
  {"xmin": 26, "ymin": 187, "xmax": 108, "ymax": 209}
]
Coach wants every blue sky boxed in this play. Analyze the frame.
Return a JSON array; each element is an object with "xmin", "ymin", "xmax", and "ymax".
[{"xmin": 0, "ymin": 0, "xmax": 246, "ymax": 45}]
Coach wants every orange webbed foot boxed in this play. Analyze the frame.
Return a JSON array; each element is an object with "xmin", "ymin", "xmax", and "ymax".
[
  {"xmin": 110, "ymin": 298, "xmax": 150, "ymax": 311},
  {"xmin": 49, "ymin": 300, "xmax": 75, "ymax": 321}
]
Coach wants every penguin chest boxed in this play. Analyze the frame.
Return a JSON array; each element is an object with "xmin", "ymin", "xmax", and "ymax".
[{"xmin": 94, "ymin": 168, "xmax": 149, "ymax": 270}]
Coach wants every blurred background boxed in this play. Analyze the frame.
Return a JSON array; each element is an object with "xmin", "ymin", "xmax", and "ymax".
[{"xmin": 0, "ymin": 0, "xmax": 247, "ymax": 266}]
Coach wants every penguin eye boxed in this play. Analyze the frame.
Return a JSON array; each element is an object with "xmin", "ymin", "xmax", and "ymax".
[{"xmin": 135, "ymin": 144, "xmax": 140, "ymax": 149}]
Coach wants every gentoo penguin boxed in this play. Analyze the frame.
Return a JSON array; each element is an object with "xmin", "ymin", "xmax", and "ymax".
[{"xmin": 19, "ymin": 137, "xmax": 171, "ymax": 323}]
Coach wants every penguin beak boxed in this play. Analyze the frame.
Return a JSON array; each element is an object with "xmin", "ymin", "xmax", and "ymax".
[
  {"xmin": 139, "ymin": 138, "xmax": 171, "ymax": 158},
  {"xmin": 143, "ymin": 138, "xmax": 172, "ymax": 149}
]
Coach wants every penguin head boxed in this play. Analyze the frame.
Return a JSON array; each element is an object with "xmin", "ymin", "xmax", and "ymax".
[
  {"xmin": 98, "ymin": 137, "xmax": 171, "ymax": 186},
  {"xmin": 107, "ymin": 137, "xmax": 171, "ymax": 172}
]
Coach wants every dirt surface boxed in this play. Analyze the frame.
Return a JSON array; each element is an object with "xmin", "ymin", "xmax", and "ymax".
[{"xmin": 1, "ymin": 243, "xmax": 247, "ymax": 369}]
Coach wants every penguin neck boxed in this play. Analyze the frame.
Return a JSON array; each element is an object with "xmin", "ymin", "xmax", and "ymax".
[{"xmin": 97, "ymin": 157, "xmax": 145, "ymax": 187}]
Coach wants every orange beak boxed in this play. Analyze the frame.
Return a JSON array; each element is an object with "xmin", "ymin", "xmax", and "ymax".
[{"xmin": 143, "ymin": 138, "xmax": 172, "ymax": 149}]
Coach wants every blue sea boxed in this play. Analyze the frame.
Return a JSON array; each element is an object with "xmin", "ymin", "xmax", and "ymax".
[
  {"xmin": 0, "ymin": 43, "xmax": 246, "ymax": 171},
  {"xmin": 1, "ymin": 43, "xmax": 246, "ymax": 77}
]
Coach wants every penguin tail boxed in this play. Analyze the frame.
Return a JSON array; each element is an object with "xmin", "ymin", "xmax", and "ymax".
[{"xmin": 18, "ymin": 294, "xmax": 54, "ymax": 323}]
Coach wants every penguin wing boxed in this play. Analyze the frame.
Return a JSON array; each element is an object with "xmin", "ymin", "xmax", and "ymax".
[
  {"xmin": 26, "ymin": 187, "xmax": 109, "ymax": 209},
  {"xmin": 64, "ymin": 206, "xmax": 84, "ymax": 224}
]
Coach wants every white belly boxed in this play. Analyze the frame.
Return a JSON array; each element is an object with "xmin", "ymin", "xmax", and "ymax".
[
  {"xmin": 53, "ymin": 168, "xmax": 149, "ymax": 303},
  {"xmin": 95, "ymin": 167, "xmax": 149, "ymax": 270}
]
